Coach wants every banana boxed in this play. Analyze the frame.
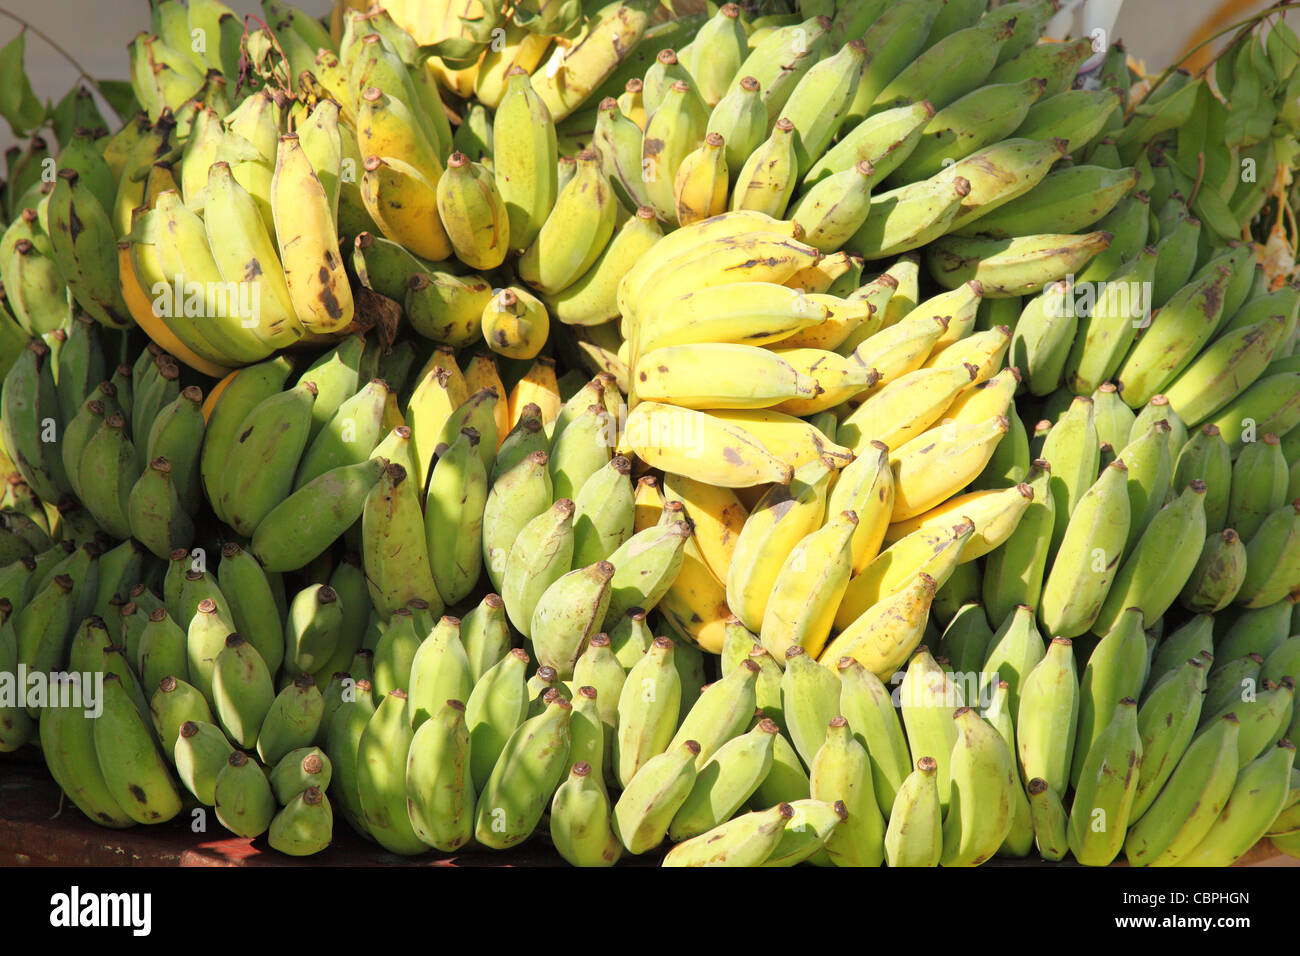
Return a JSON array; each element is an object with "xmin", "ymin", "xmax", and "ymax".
[
  {"xmin": 706, "ymin": 76, "xmax": 767, "ymax": 183},
  {"xmin": 1179, "ymin": 740, "xmax": 1295, "ymax": 866},
  {"xmin": 406, "ymin": 698, "xmax": 474, "ymax": 852},
  {"xmin": 888, "ymin": 415, "xmax": 1009, "ymax": 521},
  {"xmin": 884, "ymin": 756, "xmax": 942, "ymax": 866},
  {"xmin": 730, "ymin": 118, "xmax": 799, "ymax": 218},
  {"xmin": 825, "ymin": 440, "xmax": 893, "ymax": 575},
  {"xmin": 725, "ymin": 457, "xmax": 832, "ymax": 630},
  {"xmin": 677, "ymin": 3, "xmax": 746, "ymax": 107},
  {"xmin": 550, "ymin": 761, "xmax": 622, "ymax": 866},
  {"xmin": 1066, "ymin": 697, "xmax": 1143, "ymax": 866},
  {"xmin": 464, "ymin": 646, "xmax": 530, "ymax": 793},
  {"xmin": 1125, "ymin": 712, "xmax": 1241, "ymax": 866},
  {"xmin": 211, "ymin": 750, "xmax": 276, "ymax": 838},
  {"xmin": 216, "ymin": 542, "xmax": 284, "ymax": 676},
  {"xmin": 1237, "ymin": 500, "xmax": 1300, "ymax": 609},
  {"xmin": 940, "ymin": 705, "xmax": 1018, "ymax": 866},
  {"xmin": 93, "ymin": 673, "xmax": 183, "ymax": 824},
  {"xmin": 671, "ymin": 132, "xmax": 729, "ymax": 227},
  {"xmin": 927, "ymin": 230, "xmax": 1114, "ymax": 298},
  {"xmin": 1091, "ymin": 481, "xmax": 1208, "ymax": 636},
  {"xmin": 1164, "ymin": 314, "xmax": 1292, "ymax": 427},
  {"xmin": 603, "ymin": 520, "xmax": 690, "ymax": 626},
  {"xmin": 1038, "ymin": 459, "xmax": 1130, "ymax": 638},
  {"xmin": 425, "ymin": 427, "xmax": 487, "ymax": 606},
  {"xmin": 173, "ymin": 720, "xmax": 235, "ymax": 806},
  {"xmin": 809, "ymin": 715, "xmax": 885, "ymax": 867},
  {"xmin": 211, "ymin": 634, "xmax": 275, "ymax": 750},
  {"xmin": 845, "ymin": 174, "xmax": 971, "ymax": 260},
  {"xmin": 530, "ymin": 561, "xmax": 614, "ymax": 679},
  {"xmin": 1228, "ymin": 433, "xmax": 1290, "ymax": 541},
  {"xmin": 271, "ymin": 133, "xmax": 353, "ymax": 334},
  {"xmin": 614, "ymin": 636, "xmax": 681, "ymax": 787},
  {"xmin": 203, "ymin": 161, "xmax": 306, "ymax": 350},
  {"xmin": 362, "ymin": 460, "xmax": 441, "ymax": 621},
  {"xmin": 1073, "ymin": 608, "xmax": 1148, "ymax": 789},
  {"xmin": 1025, "ymin": 777, "xmax": 1070, "ymax": 861},
  {"xmin": 481, "ymin": 286, "xmax": 550, "ymax": 359},
  {"xmin": 760, "ymin": 510, "xmax": 857, "ymax": 660},
  {"xmin": 474, "ymin": 690, "xmax": 572, "ymax": 849},
  {"xmin": 284, "ymin": 583, "xmax": 345, "ymax": 679},
  {"xmin": 1063, "ymin": 247, "xmax": 1159, "ymax": 396},
  {"xmin": 360, "ymin": 155, "xmax": 454, "ymax": 262},
  {"xmin": 613, "ymin": 738, "xmax": 700, "ymax": 854},
  {"xmin": 1015, "ymin": 636, "xmax": 1079, "ymax": 798},
  {"xmin": 1180, "ymin": 530, "xmax": 1248, "ymax": 613},
  {"xmin": 889, "ymin": 78, "xmax": 1046, "ymax": 185},
  {"xmin": 959, "ymin": 165, "xmax": 1138, "ymax": 241},
  {"xmin": 352, "ymin": 689, "xmax": 426, "ymax": 854},
  {"xmin": 2, "ymin": 340, "xmax": 72, "ymax": 503},
  {"xmin": 47, "ymin": 169, "xmax": 130, "ymax": 329},
  {"xmin": 668, "ymin": 717, "xmax": 778, "ymax": 841},
  {"xmin": 548, "ymin": 206, "xmax": 662, "ymax": 326},
  {"xmin": 529, "ymin": 0, "xmax": 655, "ymax": 122},
  {"xmin": 1115, "ymin": 265, "xmax": 1234, "ymax": 409},
  {"xmin": 127, "ymin": 458, "xmax": 194, "ymax": 559}
]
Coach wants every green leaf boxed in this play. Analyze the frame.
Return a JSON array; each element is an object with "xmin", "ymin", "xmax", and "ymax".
[
  {"xmin": 0, "ymin": 30, "xmax": 48, "ymax": 137},
  {"xmin": 94, "ymin": 80, "xmax": 138, "ymax": 122},
  {"xmin": 49, "ymin": 86, "xmax": 80, "ymax": 150}
]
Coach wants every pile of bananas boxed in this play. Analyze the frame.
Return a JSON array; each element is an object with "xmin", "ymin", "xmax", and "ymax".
[{"xmin": 1, "ymin": 0, "xmax": 1300, "ymax": 867}]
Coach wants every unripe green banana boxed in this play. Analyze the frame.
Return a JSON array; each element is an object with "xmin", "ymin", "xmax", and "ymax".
[
  {"xmin": 173, "ymin": 720, "xmax": 235, "ymax": 806},
  {"xmin": 1063, "ymin": 248, "xmax": 1159, "ymax": 397},
  {"xmin": 1113, "ymin": 421, "xmax": 1174, "ymax": 555},
  {"xmin": 1040, "ymin": 395, "xmax": 1101, "ymax": 554},
  {"xmin": 1237, "ymin": 500, "xmax": 1300, "ymax": 609},
  {"xmin": 761, "ymin": 797, "xmax": 848, "ymax": 867},
  {"xmin": 371, "ymin": 609, "xmax": 420, "ymax": 699},
  {"xmin": 882, "ymin": 755, "xmax": 942, "ymax": 866},
  {"xmin": 405, "ymin": 698, "xmax": 474, "ymax": 852},
  {"xmin": 550, "ymin": 761, "xmax": 623, "ymax": 867},
  {"xmin": 1180, "ymin": 529, "xmax": 1248, "ymax": 612},
  {"xmin": 531, "ymin": 561, "xmax": 614, "ymax": 680},
  {"xmin": 678, "ymin": 3, "xmax": 746, "ymax": 107},
  {"xmin": 1115, "ymin": 266, "xmax": 1233, "ymax": 409},
  {"xmin": 1179, "ymin": 740, "xmax": 1295, "ymax": 866},
  {"xmin": 1203, "ymin": 654, "xmax": 1265, "ymax": 726},
  {"xmin": 353, "ymin": 689, "xmax": 427, "ymax": 854},
  {"xmin": 127, "ymin": 457, "xmax": 194, "ymax": 560},
  {"xmin": 789, "ymin": 161, "xmax": 876, "ymax": 253},
  {"xmin": 214, "ymin": 750, "xmax": 276, "ymax": 838},
  {"xmin": 810, "ymin": 715, "xmax": 885, "ymax": 867},
  {"xmin": 1130, "ymin": 394, "xmax": 1188, "ymax": 459},
  {"xmin": 501, "ymin": 497, "xmax": 575, "ymax": 638},
  {"xmin": 1205, "ymin": 678, "xmax": 1294, "ymax": 768},
  {"xmin": 76, "ymin": 412, "xmax": 139, "ymax": 540},
  {"xmin": 663, "ymin": 802, "xmax": 794, "ymax": 867},
  {"xmin": 1016, "ymin": 636, "xmax": 1079, "ymax": 796},
  {"xmin": 780, "ymin": 645, "xmax": 842, "ymax": 768},
  {"xmin": 268, "ymin": 786, "xmax": 333, "ymax": 856},
  {"xmin": 752, "ymin": 723, "xmax": 812, "ymax": 808},
  {"xmin": 321, "ymin": 675, "xmax": 375, "ymax": 839},
  {"xmin": 216, "ymin": 542, "xmax": 284, "ymax": 676},
  {"xmin": 284, "ymin": 583, "xmax": 344, "ymax": 679},
  {"xmin": 1125, "ymin": 712, "xmax": 1241, "ymax": 866},
  {"xmin": 466, "ymin": 647, "xmax": 531, "ymax": 792},
  {"xmin": 483, "ymin": 449, "xmax": 552, "ymax": 590},
  {"xmin": 548, "ymin": 402, "xmax": 611, "ymax": 502},
  {"xmin": 604, "ymin": 521, "xmax": 690, "ymax": 626},
  {"xmin": 254, "ymin": 457, "xmax": 386, "ymax": 573},
  {"xmin": 1092, "ymin": 481, "xmax": 1207, "ymax": 635},
  {"xmin": 889, "ymin": 78, "xmax": 1046, "ymax": 185},
  {"xmin": 136, "ymin": 608, "xmax": 189, "ymax": 705},
  {"xmin": 257, "ymin": 673, "xmax": 324, "ymax": 767},
  {"xmin": 474, "ymin": 691, "xmax": 572, "ymax": 849},
  {"xmin": 185, "ymin": 597, "xmax": 233, "ymax": 707},
  {"xmin": 899, "ymin": 649, "xmax": 961, "ymax": 811},
  {"xmin": 593, "ymin": 97, "xmax": 650, "ymax": 211},
  {"xmin": 1067, "ymin": 697, "xmax": 1143, "ymax": 866},
  {"xmin": 845, "ymin": 173, "xmax": 970, "ymax": 260},
  {"xmin": 1025, "ymin": 777, "xmax": 1070, "ymax": 861},
  {"xmin": 615, "ymin": 635, "xmax": 682, "ymax": 787},
  {"xmin": 218, "ymin": 379, "xmax": 317, "ymax": 537},
  {"xmin": 1218, "ymin": 601, "xmax": 1294, "ymax": 663},
  {"xmin": 707, "ymin": 76, "xmax": 767, "ymax": 183},
  {"xmin": 1228, "ymin": 433, "xmax": 1290, "ymax": 541},
  {"xmin": 519, "ymin": 149, "xmax": 617, "ymax": 295},
  {"xmin": 460, "ymin": 593, "xmax": 511, "ymax": 685},
  {"xmin": 149, "ymin": 674, "xmax": 212, "ymax": 766},
  {"xmin": 940, "ymin": 705, "xmax": 1018, "ymax": 866},
  {"xmin": 269, "ymin": 747, "xmax": 332, "ymax": 805},
  {"xmin": 408, "ymin": 616, "xmax": 473, "ymax": 732},
  {"xmin": 1038, "ymin": 459, "xmax": 1131, "ymax": 638},
  {"xmin": 613, "ymin": 738, "xmax": 700, "ymax": 854},
  {"xmin": 93, "ymin": 673, "xmax": 183, "ymax": 824},
  {"xmin": 668, "ymin": 717, "xmax": 779, "ymax": 841},
  {"xmin": 211, "ymin": 633, "xmax": 275, "ymax": 750},
  {"xmin": 362, "ymin": 460, "xmax": 441, "ymax": 621}
]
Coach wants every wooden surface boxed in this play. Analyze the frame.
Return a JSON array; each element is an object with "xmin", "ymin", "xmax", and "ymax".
[{"xmin": 1, "ymin": 751, "xmax": 1294, "ymax": 867}]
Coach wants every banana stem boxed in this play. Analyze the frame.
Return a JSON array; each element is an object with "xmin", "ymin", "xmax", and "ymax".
[
  {"xmin": 1137, "ymin": 0, "xmax": 1300, "ymax": 105},
  {"xmin": 0, "ymin": 9, "xmax": 120, "ymax": 120}
]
